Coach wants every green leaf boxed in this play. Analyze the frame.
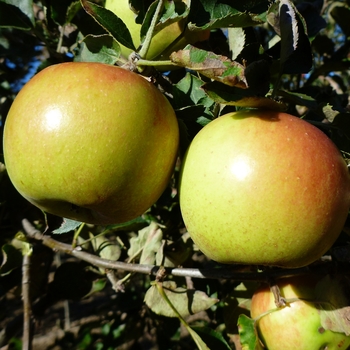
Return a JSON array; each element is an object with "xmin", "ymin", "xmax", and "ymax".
[
  {"xmin": 238, "ymin": 314, "xmax": 263, "ymax": 350},
  {"xmin": 52, "ymin": 218, "xmax": 82, "ymax": 234},
  {"xmin": 0, "ymin": 0, "xmax": 34, "ymax": 29},
  {"xmin": 170, "ymin": 46, "xmax": 247, "ymax": 88},
  {"xmin": 189, "ymin": 1, "xmax": 266, "ymax": 30},
  {"xmin": 81, "ymin": 0, "xmax": 136, "ymax": 50},
  {"xmin": 140, "ymin": 0, "xmax": 189, "ymax": 41},
  {"xmin": 277, "ymin": 90, "xmax": 318, "ymax": 109},
  {"xmin": 331, "ymin": 5, "xmax": 350, "ymax": 37},
  {"xmin": 0, "ymin": 244, "xmax": 23, "ymax": 276},
  {"xmin": 279, "ymin": 0, "xmax": 312, "ymax": 73},
  {"xmin": 75, "ymin": 34, "xmax": 121, "ymax": 64},
  {"xmin": 203, "ymin": 82, "xmax": 286, "ymax": 110},
  {"xmin": 145, "ymin": 281, "xmax": 219, "ymax": 318},
  {"xmin": 50, "ymin": 0, "xmax": 81, "ymax": 25}
]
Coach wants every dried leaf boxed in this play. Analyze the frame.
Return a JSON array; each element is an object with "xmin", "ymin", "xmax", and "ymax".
[
  {"xmin": 90, "ymin": 234, "xmax": 121, "ymax": 261},
  {"xmin": 128, "ymin": 222, "xmax": 163, "ymax": 265},
  {"xmin": 170, "ymin": 46, "xmax": 247, "ymax": 88},
  {"xmin": 144, "ymin": 281, "xmax": 218, "ymax": 318},
  {"xmin": 316, "ymin": 275, "xmax": 350, "ymax": 336}
]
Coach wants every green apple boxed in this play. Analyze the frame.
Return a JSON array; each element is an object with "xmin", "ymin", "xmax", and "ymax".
[
  {"xmin": 179, "ymin": 110, "xmax": 350, "ymax": 268},
  {"xmin": 105, "ymin": 0, "xmax": 210, "ymax": 60},
  {"xmin": 3, "ymin": 62, "xmax": 179, "ymax": 225},
  {"xmin": 250, "ymin": 275, "xmax": 350, "ymax": 350}
]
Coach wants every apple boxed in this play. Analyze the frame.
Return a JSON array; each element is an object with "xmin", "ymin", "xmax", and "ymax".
[
  {"xmin": 105, "ymin": 0, "xmax": 210, "ymax": 60},
  {"xmin": 3, "ymin": 62, "xmax": 179, "ymax": 225},
  {"xmin": 250, "ymin": 275, "xmax": 350, "ymax": 350},
  {"xmin": 179, "ymin": 110, "xmax": 350, "ymax": 268}
]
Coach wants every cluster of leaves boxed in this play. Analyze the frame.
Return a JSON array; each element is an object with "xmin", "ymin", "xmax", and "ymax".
[{"xmin": 1, "ymin": 0, "xmax": 350, "ymax": 349}]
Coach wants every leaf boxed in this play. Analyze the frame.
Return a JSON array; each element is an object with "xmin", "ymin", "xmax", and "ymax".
[
  {"xmin": 238, "ymin": 314, "xmax": 263, "ymax": 350},
  {"xmin": 140, "ymin": 0, "xmax": 189, "ymax": 41},
  {"xmin": 144, "ymin": 281, "xmax": 218, "ymax": 318},
  {"xmin": 188, "ymin": 1, "xmax": 266, "ymax": 30},
  {"xmin": 75, "ymin": 34, "xmax": 121, "ymax": 64},
  {"xmin": 170, "ymin": 46, "xmax": 247, "ymax": 88},
  {"xmin": 277, "ymin": 90, "xmax": 318, "ymax": 109},
  {"xmin": 315, "ymin": 275, "xmax": 350, "ymax": 336},
  {"xmin": 152, "ymin": 280, "xmax": 211, "ymax": 350},
  {"xmin": 0, "ymin": 244, "xmax": 23, "ymax": 276},
  {"xmin": 127, "ymin": 222, "xmax": 163, "ymax": 265},
  {"xmin": 50, "ymin": 0, "xmax": 81, "ymax": 26},
  {"xmin": 203, "ymin": 82, "xmax": 287, "ymax": 110},
  {"xmin": 267, "ymin": 0, "xmax": 312, "ymax": 74},
  {"xmin": 0, "ymin": 162, "xmax": 5, "ymax": 183},
  {"xmin": 52, "ymin": 218, "xmax": 82, "ymax": 234},
  {"xmin": 191, "ymin": 326, "xmax": 231, "ymax": 350},
  {"xmin": 104, "ymin": 216, "xmax": 148, "ymax": 232},
  {"xmin": 90, "ymin": 233, "xmax": 121, "ymax": 261},
  {"xmin": 0, "ymin": 1, "xmax": 34, "ymax": 29},
  {"xmin": 331, "ymin": 5, "xmax": 350, "ymax": 37},
  {"xmin": 80, "ymin": 0, "xmax": 136, "ymax": 50},
  {"xmin": 228, "ymin": 27, "xmax": 246, "ymax": 60},
  {"xmin": 224, "ymin": 282, "xmax": 259, "ymax": 338}
]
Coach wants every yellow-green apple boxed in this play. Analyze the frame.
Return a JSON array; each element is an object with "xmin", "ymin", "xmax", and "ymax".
[
  {"xmin": 105, "ymin": 0, "xmax": 209, "ymax": 60},
  {"xmin": 250, "ymin": 275, "xmax": 350, "ymax": 350},
  {"xmin": 3, "ymin": 62, "xmax": 179, "ymax": 225},
  {"xmin": 179, "ymin": 110, "xmax": 350, "ymax": 268}
]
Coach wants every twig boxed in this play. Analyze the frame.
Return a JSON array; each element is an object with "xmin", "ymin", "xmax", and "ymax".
[
  {"xmin": 22, "ymin": 253, "xmax": 33, "ymax": 350},
  {"xmin": 22, "ymin": 219, "xmax": 346, "ymax": 282},
  {"xmin": 138, "ymin": 0, "xmax": 165, "ymax": 59}
]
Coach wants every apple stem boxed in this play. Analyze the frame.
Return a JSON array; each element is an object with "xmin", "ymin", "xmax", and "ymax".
[
  {"xmin": 270, "ymin": 283, "xmax": 287, "ymax": 307},
  {"xmin": 138, "ymin": 0, "xmax": 165, "ymax": 59}
]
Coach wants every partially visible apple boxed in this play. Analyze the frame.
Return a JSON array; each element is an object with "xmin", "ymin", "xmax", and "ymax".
[
  {"xmin": 250, "ymin": 275, "xmax": 350, "ymax": 350},
  {"xmin": 105, "ymin": 0, "xmax": 209, "ymax": 60},
  {"xmin": 3, "ymin": 62, "xmax": 179, "ymax": 225},
  {"xmin": 179, "ymin": 110, "xmax": 350, "ymax": 268}
]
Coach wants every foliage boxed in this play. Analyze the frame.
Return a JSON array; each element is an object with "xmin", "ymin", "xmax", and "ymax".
[{"xmin": 1, "ymin": 0, "xmax": 350, "ymax": 349}]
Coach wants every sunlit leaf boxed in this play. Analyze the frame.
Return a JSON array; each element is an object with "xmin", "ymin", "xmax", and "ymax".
[
  {"xmin": 128, "ymin": 222, "xmax": 163, "ymax": 265},
  {"xmin": 0, "ymin": 1, "xmax": 34, "ymax": 29},
  {"xmin": 81, "ymin": 0, "xmax": 136, "ymax": 50},
  {"xmin": 52, "ymin": 218, "xmax": 82, "ymax": 234},
  {"xmin": 145, "ymin": 281, "xmax": 218, "ymax": 318},
  {"xmin": 238, "ymin": 314, "xmax": 263, "ymax": 350},
  {"xmin": 170, "ymin": 46, "xmax": 247, "ymax": 88},
  {"xmin": 75, "ymin": 34, "xmax": 121, "ymax": 64}
]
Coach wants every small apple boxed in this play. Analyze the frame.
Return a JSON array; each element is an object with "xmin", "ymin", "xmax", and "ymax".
[
  {"xmin": 250, "ymin": 275, "xmax": 350, "ymax": 350},
  {"xmin": 3, "ymin": 62, "xmax": 179, "ymax": 225},
  {"xmin": 179, "ymin": 110, "xmax": 350, "ymax": 268},
  {"xmin": 105, "ymin": 0, "xmax": 210, "ymax": 60}
]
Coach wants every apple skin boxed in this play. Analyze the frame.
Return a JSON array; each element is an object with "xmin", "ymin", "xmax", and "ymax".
[
  {"xmin": 3, "ymin": 62, "xmax": 179, "ymax": 225},
  {"xmin": 179, "ymin": 110, "xmax": 350, "ymax": 268},
  {"xmin": 250, "ymin": 275, "xmax": 350, "ymax": 350},
  {"xmin": 105, "ymin": 0, "xmax": 209, "ymax": 60}
]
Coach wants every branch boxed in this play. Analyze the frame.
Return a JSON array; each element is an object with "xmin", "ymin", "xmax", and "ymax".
[
  {"xmin": 22, "ymin": 219, "xmax": 344, "ymax": 282},
  {"xmin": 22, "ymin": 252, "xmax": 33, "ymax": 350}
]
